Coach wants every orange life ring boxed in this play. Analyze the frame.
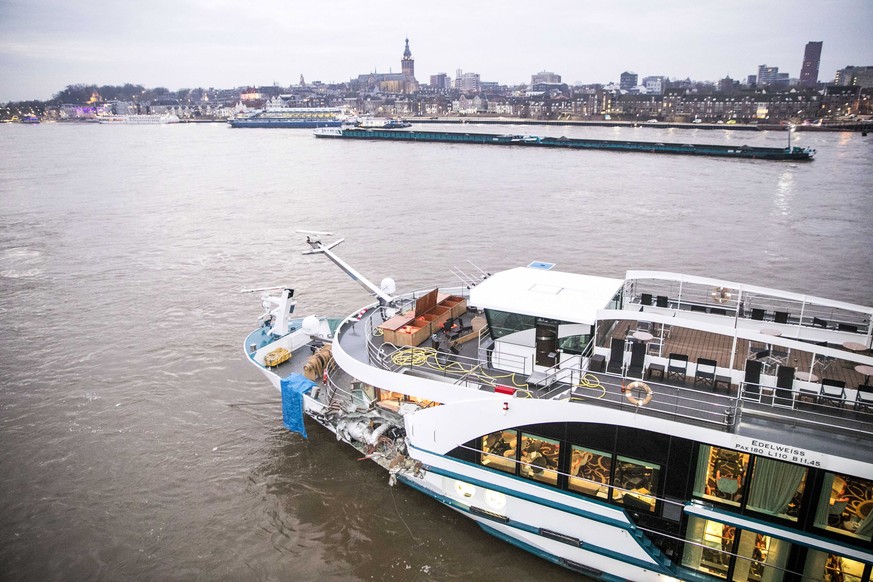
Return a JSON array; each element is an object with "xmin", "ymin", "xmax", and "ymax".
[
  {"xmin": 625, "ymin": 381, "xmax": 653, "ymax": 406},
  {"xmin": 323, "ymin": 370, "xmax": 329, "ymax": 385}
]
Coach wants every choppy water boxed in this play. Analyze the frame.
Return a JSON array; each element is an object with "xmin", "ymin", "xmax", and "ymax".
[{"xmin": 1, "ymin": 122, "xmax": 871, "ymax": 581}]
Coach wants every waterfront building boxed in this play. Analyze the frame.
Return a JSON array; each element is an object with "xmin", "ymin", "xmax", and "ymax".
[
  {"xmin": 799, "ymin": 41, "xmax": 823, "ymax": 88},
  {"xmin": 620, "ymin": 71, "xmax": 638, "ymax": 91},
  {"xmin": 642, "ymin": 76, "xmax": 664, "ymax": 95},
  {"xmin": 835, "ymin": 66, "xmax": 873, "ymax": 89}
]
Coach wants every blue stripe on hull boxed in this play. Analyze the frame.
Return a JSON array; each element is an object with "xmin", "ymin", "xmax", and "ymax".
[{"xmin": 396, "ymin": 473, "xmax": 678, "ymax": 579}]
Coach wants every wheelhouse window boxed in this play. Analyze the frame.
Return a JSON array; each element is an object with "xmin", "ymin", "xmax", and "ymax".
[
  {"xmin": 480, "ymin": 429, "xmax": 517, "ymax": 474},
  {"xmin": 485, "ymin": 309, "xmax": 536, "ymax": 340},
  {"xmin": 611, "ymin": 455, "xmax": 659, "ymax": 512},
  {"xmin": 814, "ymin": 473, "xmax": 873, "ymax": 541},
  {"xmin": 519, "ymin": 433, "xmax": 560, "ymax": 485},
  {"xmin": 568, "ymin": 445, "xmax": 611, "ymax": 498},
  {"xmin": 803, "ymin": 549, "xmax": 865, "ymax": 582},
  {"xmin": 694, "ymin": 445, "xmax": 750, "ymax": 507},
  {"xmin": 745, "ymin": 457, "xmax": 807, "ymax": 521}
]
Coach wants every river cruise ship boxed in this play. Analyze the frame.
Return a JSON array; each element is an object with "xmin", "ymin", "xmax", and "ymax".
[
  {"xmin": 244, "ymin": 234, "xmax": 873, "ymax": 581},
  {"xmin": 229, "ymin": 107, "xmax": 347, "ymax": 128}
]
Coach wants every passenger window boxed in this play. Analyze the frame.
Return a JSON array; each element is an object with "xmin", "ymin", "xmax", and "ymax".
[
  {"xmin": 803, "ymin": 549, "xmax": 865, "ymax": 582},
  {"xmin": 746, "ymin": 457, "xmax": 806, "ymax": 521},
  {"xmin": 519, "ymin": 433, "xmax": 560, "ymax": 485},
  {"xmin": 568, "ymin": 445, "xmax": 611, "ymax": 498},
  {"xmin": 611, "ymin": 455, "xmax": 659, "ymax": 512},
  {"xmin": 480, "ymin": 429, "xmax": 517, "ymax": 474},
  {"xmin": 695, "ymin": 445, "xmax": 750, "ymax": 507},
  {"xmin": 814, "ymin": 473, "xmax": 873, "ymax": 541}
]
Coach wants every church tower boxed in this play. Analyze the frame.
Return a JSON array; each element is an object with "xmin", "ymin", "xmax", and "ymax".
[{"xmin": 401, "ymin": 38, "xmax": 414, "ymax": 78}]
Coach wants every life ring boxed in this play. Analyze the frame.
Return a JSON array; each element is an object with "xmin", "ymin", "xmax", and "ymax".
[{"xmin": 625, "ymin": 381, "xmax": 653, "ymax": 406}]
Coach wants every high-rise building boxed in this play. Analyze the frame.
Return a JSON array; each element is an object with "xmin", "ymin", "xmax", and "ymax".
[
  {"xmin": 799, "ymin": 41, "xmax": 823, "ymax": 88},
  {"xmin": 430, "ymin": 73, "xmax": 451, "ymax": 91},
  {"xmin": 619, "ymin": 72, "xmax": 638, "ymax": 91},
  {"xmin": 757, "ymin": 65, "xmax": 780, "ymax": 86},
  {"xmin": 835, "ymin": 66, "xmax": 873, "ymax": 88},
  {"xmin": 531, "ymin": 71, "xmax": 561, "ymax": 85}
]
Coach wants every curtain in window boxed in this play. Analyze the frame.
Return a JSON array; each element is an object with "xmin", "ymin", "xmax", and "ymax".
[
  {"xmin": 814, "ymin": 473, "xmax": 836, "ymax": 527},
  {"xmin": 747, "ymin": 458, "xmax": 805, "ymax": 515},
  {"xmin": 694, "ymin": 445, "xmax": 711, "ymax": 495},
  {"xmin": 856, "ymin": 507, "xmax": 873, "ymax": 539}
]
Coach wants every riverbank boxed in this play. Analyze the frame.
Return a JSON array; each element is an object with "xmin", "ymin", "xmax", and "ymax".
[{"xmin": 411, "ymin": 117, "xmax": 873, "ymax": 133}]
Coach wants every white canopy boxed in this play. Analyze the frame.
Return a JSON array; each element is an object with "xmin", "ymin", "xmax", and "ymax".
[{"xmin": 469, "ymin": 267, "xmax": 624, "ymax": 324}]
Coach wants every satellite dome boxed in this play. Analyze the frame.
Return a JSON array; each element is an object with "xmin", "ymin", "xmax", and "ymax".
[
  {"xmin": 302, "ymin": 315, "xmax": 320, "ymax": 335},
  {"xmin": 380, "ymin": 277, "xmax": 396, "ymax": 295}
]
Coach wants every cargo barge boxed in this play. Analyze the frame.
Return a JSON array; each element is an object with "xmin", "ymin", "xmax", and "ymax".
[{"xmin": 313, "ymin": 128, "xmax": 815, "ymax": 161}]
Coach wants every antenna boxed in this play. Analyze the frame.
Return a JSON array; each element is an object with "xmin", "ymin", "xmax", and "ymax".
[{"xmin": 299, "ymin": 232, "xmax": 395, "ymax": 304}]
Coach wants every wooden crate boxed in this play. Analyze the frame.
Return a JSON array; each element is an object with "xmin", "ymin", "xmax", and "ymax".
[
  {"xmin": 394, "ymin": 321, "xmax": 432, "ymax": 347},
  {"xmin": 439, "ymin": 295, "xmax": 467, "ymax": 319}
]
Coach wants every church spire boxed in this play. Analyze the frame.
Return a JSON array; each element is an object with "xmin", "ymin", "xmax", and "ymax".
[{"xmin": 403, "ymin": 38, "xmax": 412, "ymax": 60}]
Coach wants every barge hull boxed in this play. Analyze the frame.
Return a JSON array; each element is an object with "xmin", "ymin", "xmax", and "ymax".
[{"xmin": 314, "ymin": 128, "xmax": 814, "ymax": 161}]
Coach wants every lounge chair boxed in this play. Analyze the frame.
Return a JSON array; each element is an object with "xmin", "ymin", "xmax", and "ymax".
[
  {"xmin": 606, "ymin": 337, "xmax": 625, "ymax": 375},
  {"xmin": 694, "ymin": 358, "xmax": 717, "ymax": 389},
  {"xmin": 667, "ymin": 353, "xmax": 689, "ymax": 383},
  {"xmin": 774, "ymin": 365, "xmax": 795, "ymax": 407},
  {"xmin": 819, "ymin": 379, "xmax": 847, "ymax": 407},
  {"xmin": 626, "ymin": 342, "xmax": 646, "ymax": 379},
  {"xmin": 741, "ymin": 359, "xmax": 763, "ymax": 402}
]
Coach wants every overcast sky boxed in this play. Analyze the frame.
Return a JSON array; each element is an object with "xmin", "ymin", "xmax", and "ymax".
[{"xmin": 1, "ymin": 0, "xmax": 872, "ymax": 102}]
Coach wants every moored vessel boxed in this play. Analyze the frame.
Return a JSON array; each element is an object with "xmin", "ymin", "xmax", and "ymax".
[
  {"xmin": 245, "ymin": 233, "xmax": 872, "ymax": 580},
  {"xmin": 313, "ymin": 128, "xmax": 816, "ymax": 161},
  {"xmin": 229, "ymin": 107, "xmax": 348, "ymax": 128}
]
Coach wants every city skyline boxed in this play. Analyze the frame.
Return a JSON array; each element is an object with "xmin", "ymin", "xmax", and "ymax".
[{"xmin": 1, "ymin": 0, "xmax": 872, "ymax": 102}]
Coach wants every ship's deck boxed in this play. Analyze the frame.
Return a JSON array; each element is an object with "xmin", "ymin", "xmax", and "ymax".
[{"xmin": 331, "ymin": 293, "xmax": 873, "ymax": 465}]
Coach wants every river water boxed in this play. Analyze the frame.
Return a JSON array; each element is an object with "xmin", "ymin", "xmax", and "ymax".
[{"xmin": 0, "ymin": 122, "xmax": 871, "ymax": 581}]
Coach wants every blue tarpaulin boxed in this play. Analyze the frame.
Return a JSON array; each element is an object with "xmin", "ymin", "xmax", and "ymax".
[{"xmin": 280, "ymin": 373, "xmax": 317, "ymax": 438}]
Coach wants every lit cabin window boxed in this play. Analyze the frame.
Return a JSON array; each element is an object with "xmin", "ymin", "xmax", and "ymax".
[
  {"xmin": 611, "ymin": 456, "xmax": 659, "ymax": 512},
  {"xmin": 518, "ymin": 434, "xmax": 560, "ymax": 486},
  {"xmin": 813, "ymin": 473, "xmax": 873, "ymax": 541},
  {"xmin": 480, "ymin": 429, "xmax": 517, "ymax": 474},
  {"xmin": 568, "ymin": 445, "xmax": 611, "ymax": 498}
]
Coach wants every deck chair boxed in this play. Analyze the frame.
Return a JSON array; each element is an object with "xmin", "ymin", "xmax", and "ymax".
[
  {"xmin": 626, "ymin": 342, "xmax": 646, "ymax": 378},
  {"xmin": 812, "ymin": 317, "xmax": 828, "ymax": 328},
  {"xmin": 640, "ymin": 293, "xmax": 653, "ymax": 306},
  {"xmin": 656, "ymin": 295, "xmax": 669, "ymax": 308},
  {"xmin": 606, "ymin": 337, "xmax": 625, "ymax": 375},
  {"xmin": 854, "ymin": 385, "xmax": 873, "ymax": 412},
  {"xmin": 694, "ymin": 358, "xmax": 717, "ymax": 389},
  {"xmin": 741, "ymin": 359, "xmax": 763, "ymax": 402},
  {"xmin": 774, "ymin": 311, "xmax": 790, "ymax": 324},
  {"xmin": 666, "ymin": 353, "xmax": 688, "ymax": 383},
  {"xmin": 751, "ymin": 308, "xmax": 766, "ymax": 321},
  {"xmin": 691, "ymin": 304, "xmax": 708, "ymax": 313},
  {"xmin": 838, "ymin": 323, "xmax": 859, "ymax": 333},
  {"xmin": 819, "ymin": 379, "xmax": 847, "ymax": 407},
  {"xmin": 774, "ymin": 365, "xmax": 795, "ymax": 407},
  {"xmin": 710, "ymin": 307, "xmax": 727, "ymax": 316}
]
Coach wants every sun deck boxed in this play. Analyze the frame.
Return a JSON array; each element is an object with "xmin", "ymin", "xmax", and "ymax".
[{"xmin": 330, "ymin": 278, "xmax": 873, "ymax": 464}]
